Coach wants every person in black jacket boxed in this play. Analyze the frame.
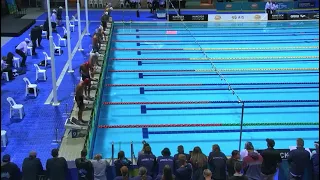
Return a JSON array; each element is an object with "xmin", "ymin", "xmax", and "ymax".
[
  {"xmin": 100, "ymin": 12, "xmax": 109, "ymax": 30},
  {"xmin": 43, "ymin": 18, "xmax": 49, "ymax": 40},
  {"xmin": 30, "ymin": 26, "xmax": 39, "ymax": 55},
  {"xmin": 260, "ymin": 139, "xmax": 282, "ymax": 180},
  {"xmin": 288, "ymin": 138, "xmax": 311, "ymax": 180},
  {"xmin": 174, "ymin": 145, "xmax": 190, "ymax": 170},
  {"xmin": 75, "ymin": 149, "xmax": 94, "ymax": 180},
  {"xmin": 57, "ymin": 6, "xmax": 63, "ymax": 26},
  {"xmin": 46, "ymin": 149, "xmax": 68, "ymax": 180},
  {"xmin": 208, "ymin": 144, "xmax": 227, "ymax": 180},
  {"xmin": 175, "ymin": 154, "xmax": 192, "ymax": 180},
  {"xmin": 1, "ymin": 154, "xmax": 21, "ymax": 180},
  {"xmin": 114, "ymin": 151, "xmax": 132, "ymax": 176},
  {"xmin": 226, "ymin": 150, "xmax": 240, "ymax": 178},
  {"xmin": 22, "ymin": 151, "xmax": 44, "ymax": 180}
]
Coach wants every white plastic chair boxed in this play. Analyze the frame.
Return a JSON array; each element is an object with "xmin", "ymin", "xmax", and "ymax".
[
  {"xmin": 98, "ymin": 0, "xmax": 104, "ymax": 7},
  {"xmin": 27, "ymin": 45, "xmax": 33, "ymax": 56},
  {"xmin": 62, "ymin": 27, "xmax": 67, "ymax": 36},
  {"xmin": 23, "ymin": 77, "xmax": 38, "ymax": 97},
  {"xmin": 13, "ymin": 57, "xmax": 20, "ymax": 68},
  {"xmin": 53, "ymin": 42, "xmax": 61, "ymax": 55},
  {"xmin": 120, "ymin": 0, "xmax": 124, "ymax": 8},
  {"xmin": 93, "ymin": 0, "xmax": 99, "ymax": 8},
  {"xmin": 69, "ymin": 22, "xmax": 75, "ymax": 32},
  {"xmin": 72, "ymin": 15, "xmax": 78, "ymax": 25},
  {"xmin": 34, "ymin": 64, "xmax": 47, "ymax": 81},
  {"xmin": 1, "ymin": 130, "xmax": 8, "ymax": 147},
  {"xmin": 2, "ymin": 72, "xmax": 9, "ymax": 81},
  {"xmin": 7, "ymin": 97, "xmax": 24, "ymax": 119},
  {"xmin": 89, "ymin": 0, "xmax": 94, "ymax": 7},
  {"xmin": 57, "ymin": 34, "xmax": 66, "ymax": 47},
  {"xmin": 43, "ymin": 52, "xmax": 51, "ymax": 67},
  {"xmin": 40, "ymin": 25, "xmax": 47, "ymax": 38}
]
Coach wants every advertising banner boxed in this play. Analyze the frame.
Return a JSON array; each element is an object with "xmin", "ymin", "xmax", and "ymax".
[
  {"xmin": 241, "ymin": 2, "xmax": 265, "ymax": 11},
  {"xmin": 168, "ymin": 14, "xmax": 208, "ymax": 21},
  {"xmin": 216, "ymin": 2, "xmax": 243, "ymax": 11},
  {"xmin": 287, "ymin": 13, "xmax": 310, "ymax": 20},
  {"xmin": 208, "ymin": 13, "xmax": 268, "ymax": 22},
  {"xmin": 297, "ymin": 1, "xmax": 316, "ymax": 8},
  {"xmin": 308, "ymin": 12, "xmax": 319, "ymax": 19},
  {"xmin": 268, "ymin": 13, "xmax": 288, "ymax": 20},
  {"xmin": 277, "ymin": 2, "xmax": 294, "ymax": 10}
]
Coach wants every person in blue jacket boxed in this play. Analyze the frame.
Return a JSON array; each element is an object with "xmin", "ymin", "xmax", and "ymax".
[
  {"xmin": 157, "ymin": 148, "xmax": 175, "ymax": 176},
  {"xmin": 311, "ymin": 141, "xmax": 319, "ymax": 180},
  {"xmin": 137, "ymin": 145, "xmax": 157, "ymax": 178},
  {"xmin": 175, "ymin": 154, "xmax": 193, "ymax": 180},
  {"xmin": 288, "ymin": 138, "xmax": 311, "ymax": 180},
  {"xmin": 114, "ymin": 151, "xmax": 132, "ymax": 177},
  {"xmin": 208, "ymin": 144, "xmax": 227, "ymax": 180}
]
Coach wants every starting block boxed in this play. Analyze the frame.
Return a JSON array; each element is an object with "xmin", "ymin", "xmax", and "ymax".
[{"xmin": 64, "ymin": 117, "xmax": 88, "ymax": 138}]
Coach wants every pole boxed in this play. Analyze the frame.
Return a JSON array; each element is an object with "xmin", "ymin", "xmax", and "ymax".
[
  {"xmin": 85, "ymin": 0, "xmax": 90, "ymax": 35},
  {"xmin": 65, "ymin": 0, "xmax": 74, "ymax": 73},
  {"xmin": 238, "ymin": 102, "xmax": 245, "ymax": 151},
  {"xmin": 166, "ymin": 0, "xmax": 169, "ymax": 21},
  {"xmin": 178, "ymin": 0, "xmax": 181, "ymax": 15},
  {"xmin": 47, "ymin": 0, "xmax": 59, "ymax": 106},
  {"xmin": 77, "ymin": 0, "xmax": 84, "ymax": 51}
]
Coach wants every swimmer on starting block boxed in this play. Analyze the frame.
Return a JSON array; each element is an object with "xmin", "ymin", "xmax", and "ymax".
[{"xmin": 75, "ymin": 79, "xmax": 90, "ymax": 123}]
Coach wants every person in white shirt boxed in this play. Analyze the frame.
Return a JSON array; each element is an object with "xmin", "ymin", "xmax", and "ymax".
[
  {"xmin": 240, "ymin": 141, "xmax": 259, "ymax": 160},
  {"xmin": 15, "ymin": 38, "xmax": 30, "ymax": 67},
  {"xmin": 91, "ymin": 154, "xmax": 110, "ymax": 180},
  {"xmin": 265, "ymin": 0, "xmax": 272, "ymax": 14},
  {"xmin": 51, "ymin": 9, "xmax": 57, "ymax": 32}
]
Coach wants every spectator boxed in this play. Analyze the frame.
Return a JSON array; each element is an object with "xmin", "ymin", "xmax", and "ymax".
[
  {"xmin": 15, "ymin": 38, "xmax": 30, "ymax": 67},
  {"xmin": 43, "ymin": 18, "xmax": 49, "ymax": 40},
  {"xmin": 51, "ymin": 9, "xmax": 57, "ymax": 32},
  {"xmin": 30, "ymin": 26, "xmax": 40, "ymax": 56},
  {"xmin": 1, "ymin": 154, "xmax": 21, "ymax": 180},
  {"xmin": 203, "ymin": 169, "xmax": 212, "ymax": 180},
  {"xmin": 156, "ymin": 165, "xmax": 175, "ymax": 180},
  {"xmin": 242, "ymin": 144, "xmax": 263, "ymax": 180},
  {"xmin": 22, "ymin": 151, "xmax": 44, "ymax": 180},
  {"xmin": 157, "ymin": 148, "xmax": 174, "ymax": 175},
  {"xmin": 6, "ymin": 52, "xmax": 14, "ymax": 68},
  {"xmin": 57, "ymin": 6, "xmax": 63, "ymax": 26},
  {"xmin": 227, "ymin": 150, "xmax": 240, "ymax": 178},
  {"xmin": 208, "ymin": 144, "xmax": 227, "ymax": 180},
  {"xmin": 240, "ymin": 142, "xmax": 257, "ymax": 160},
  {"xmin": 229, "ymin": 162, "xmax": 248, "ymax": 180},
  {"xmin": 46, "ymin": 148, "xmax": 68, "ymax": 180},
  {"xmin": 174, "ymin": 145, "xmax": 190, "ymax": 169},
  {"xmin": 91, "ymin": 154, "xmax": 109, "ymax": 180},
  {"xmin": 114, "ymin": 166, "xmax": 130, "ymax": 180},
  {"xmin": 190, "ymin": 146, "xmax": 208, "ymax": 180},
  {"xmin": 138, "ymin": 141, "xmax": 152, "ymax": 158},
  {"xmin": 311, "ymin": 141, "xmax": 319, "ymax": 180},
  {"xmin": 288, "ymin": 138, "xmax": 311, "ymax": 180},
  {"xmin": 175, "ymin": 154, "xmax": 192, "ymax": 180},
  {"xmin": 114, "ymin": 151, "xmax": 132, "ymax": 177},
  {"xmin": 75, "ymin": 149, "xmax": 94, "ymax": 180},
  {"xmin": 260, "ymin": 139, "xmax": 282, "ymax": 180},
  {"xmin": 132, "ymin": 167, "xmax": 153, "ymax": 180},
  {"xmin": 137, "ymin": 145, "xmax": 156, "ymax": 178}
]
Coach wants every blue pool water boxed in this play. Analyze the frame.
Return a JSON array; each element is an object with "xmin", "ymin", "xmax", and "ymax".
[{"xmin": 93, "ymin": 21, "xmax": 319, "ymax": 159}]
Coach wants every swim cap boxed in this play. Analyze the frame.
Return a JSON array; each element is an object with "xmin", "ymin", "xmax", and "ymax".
[{"xmin": 83, "ymin": 78, "xmax": 90, "ymax": 84}]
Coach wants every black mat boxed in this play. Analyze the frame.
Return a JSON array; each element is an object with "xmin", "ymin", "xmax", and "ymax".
[{"xmin": 1, "ymin": 15, "xmax": 35, "ymax": 37}]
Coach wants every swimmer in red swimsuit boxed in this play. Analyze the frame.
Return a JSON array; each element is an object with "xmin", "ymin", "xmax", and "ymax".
[{"xmin": 75, "ymin": 78, "xmax": 90, "ymax": 123}]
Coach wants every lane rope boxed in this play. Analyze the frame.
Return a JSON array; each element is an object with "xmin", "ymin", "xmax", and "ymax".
[
  {"xmin": 108, "ymin": 68, "xmax": 319, "ymax": 73},
  {"xmin": 103, "ymin": 100, "xmax": 319, "ymax": 105},
  {"xmin": 110, "ymin": 56, "xmax": 319, "ymax": 61},
  {"xmin": 111, "ymin": 46, "xmax": 319, "ymax": 51},
  {"xmin": 98, "ymin": 122, "xmax": 319, "ymax": 128},
  {"xmin": 106, "ymin": 82, "xmax": 319, "ymax": 87}
]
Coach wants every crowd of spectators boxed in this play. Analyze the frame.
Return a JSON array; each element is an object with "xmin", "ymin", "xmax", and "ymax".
[{"xmin": 1, "ymin": 138, "xmax": 318, "ymax": 180}]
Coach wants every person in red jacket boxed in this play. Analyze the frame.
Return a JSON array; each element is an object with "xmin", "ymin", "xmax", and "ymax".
[{"xmin": 242, "ymin": 146, "xmax": 263, "ymax": 180}]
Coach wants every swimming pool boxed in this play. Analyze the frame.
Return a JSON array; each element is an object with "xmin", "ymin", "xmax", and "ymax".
[{"xmin": 92, "ymin": 21, "xmax": 319, "ymax": 159}]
